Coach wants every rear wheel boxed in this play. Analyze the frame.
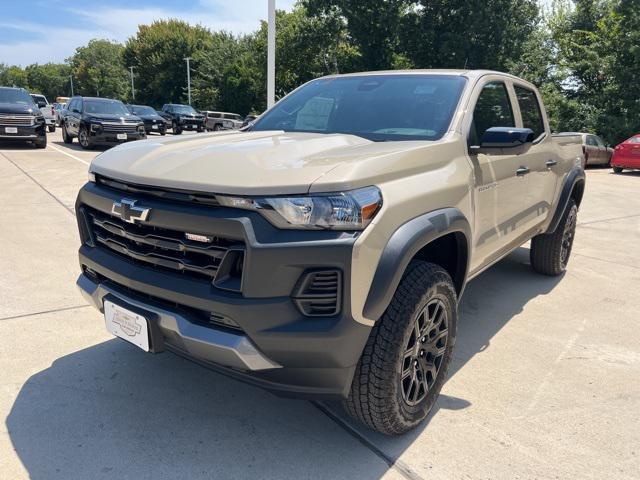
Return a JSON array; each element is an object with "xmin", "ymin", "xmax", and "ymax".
[
  {"xmin": 613, "ymin": 166, "xmax": 623, "ymax": 173},
  {"xmin": 530, "ymin": 199, "xmax": 577, "ymax": 276},
  {"xmin": 61, "ymin": 123, "xmax": 72, "ymax": 144},
  {"xmin": 344, "ymin": 261, "xmax": 457, "ymax": 435},
  {"xmin": 48, "ymin": 125, "xmax": 56, "ymax": 133},
  {"xmin": 213, "ymin": 124, "xmax": 221, "ymax": 131}
]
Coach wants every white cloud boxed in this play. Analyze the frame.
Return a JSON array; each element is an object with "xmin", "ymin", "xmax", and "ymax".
[{"xmin": 1, "ymin": 0, "xmax": 296, "ymax": 66}]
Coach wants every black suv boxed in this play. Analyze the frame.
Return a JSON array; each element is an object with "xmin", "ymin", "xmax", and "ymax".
[
  {"xmin": 126, "ymin": 104, "xmax": 166, "ymax": 135},
  {"xmin": 160, "ymin": 104, "xmax": 205, "ymax": 134},
  {"xmin": 60, "ymin": 96, "xmax": 145, "ymax": 149},
  {"xmin": 0, "ymin": 87, "xmax": 47, "ymax": 148}
]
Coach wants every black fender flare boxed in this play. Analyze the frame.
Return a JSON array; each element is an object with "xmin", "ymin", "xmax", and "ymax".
[
  {"xmin": 362, "ymin": 207, "xmax": 471, "ymax": 321},
  {"xmin": 546, "ymin": 165, "xmax": 585, "ymax": 234}
]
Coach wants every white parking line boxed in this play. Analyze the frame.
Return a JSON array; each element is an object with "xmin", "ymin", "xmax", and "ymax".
[{"xmin": 48, "ymin": 143, "xmax": 90, "ymax": 166}]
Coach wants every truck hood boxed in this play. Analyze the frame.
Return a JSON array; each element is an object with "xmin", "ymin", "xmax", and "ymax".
[
  {"xmin": 90, "ymin": 130, "xmax": 374, "ymax": 195},
  {"xmin": 0, "ymin": 103, "xmax": 38, "ymax": 115}
]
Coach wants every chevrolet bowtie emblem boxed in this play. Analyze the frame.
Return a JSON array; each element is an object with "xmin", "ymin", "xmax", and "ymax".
[{"xmin": 111, "ymin": 198, "xmax": 151, "ymax": 224}]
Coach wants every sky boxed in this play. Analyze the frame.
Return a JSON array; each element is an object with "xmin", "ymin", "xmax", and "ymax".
[{"xmin": 0, "ymin": 0, "xmax": 296, "ymax": 66}]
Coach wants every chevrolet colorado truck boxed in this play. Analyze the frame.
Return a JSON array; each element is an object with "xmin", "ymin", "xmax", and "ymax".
[{"xmin": 75, "ymin": 70, "xmax": 585, "ymax": 435}]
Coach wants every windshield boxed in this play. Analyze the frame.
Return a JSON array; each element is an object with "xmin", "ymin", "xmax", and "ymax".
[
  {"xmin": 131, "ymin": 106, "xmax": 156, "ymax": 116},
  {"xmin": 84, "ymin": 99, "xmax": 130, "ymax": 115},
  {"xmin": 251, "ymin": 74, "xmax": 467, "ymax": 142},
  {"xmin": 0, "ymin": 88, "xmax": 35, "ymax": 105},
  {"xmin": 173, "ymin": 105, "xmax": 198, "ymax": 115}
]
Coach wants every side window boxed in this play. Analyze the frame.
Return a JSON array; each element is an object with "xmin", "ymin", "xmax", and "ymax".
[
  {"xmin": 595, "ymin": 136, "xmax": 605, "ymax": 147},
  {"xmin": 471, "ymin": 82, "xmax": 515, "ymax": 145},
  {"xmin": 514, "ymin": 85, "xmax": 545, "ymax": 139},
  {"xmin": 586, "ymin": 135, "xmax": 597, "ymax": 146}
]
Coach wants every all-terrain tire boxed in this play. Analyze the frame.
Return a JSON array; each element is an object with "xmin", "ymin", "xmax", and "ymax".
[
  {"xmin": 344, "ymin": 261, "xmax": 457, "ymax": 436},
  {"xmin": 530, "ymin": 199, "xmax": 577, "ymax": 276}
]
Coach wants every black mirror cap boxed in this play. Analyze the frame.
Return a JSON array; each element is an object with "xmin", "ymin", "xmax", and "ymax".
[{"xmin": 479, "ymin": 127, "xmax": 535, "ymax": 148}]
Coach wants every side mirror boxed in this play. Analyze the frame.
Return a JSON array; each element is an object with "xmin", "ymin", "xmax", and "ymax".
[
  {"xmin": 470, "ymin": 127, "xmax": 535, "ymax": 154},
  {"xmin": 37, "ymin": 100, "xmax": 46, "ymax": 108},
  {"xmin": 72, "ymin": 108, "xmax": 81, "ymax": 114}
]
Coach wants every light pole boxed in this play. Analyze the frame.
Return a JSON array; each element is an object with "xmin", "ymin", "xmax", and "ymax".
[
  {"xmin": 267, "ymin": 0, "xmax": 275, "ymax": 109},
  {"xmin": 69, "ymin": 75, "xmax": 74, "ymax": 96},
  {"xmin": 184, "ymin": 57, "xmax": 192, "ymax": 105},
  {"xmin": 129, "ymin": 66, "xmax": 135, "ymax": 101}
]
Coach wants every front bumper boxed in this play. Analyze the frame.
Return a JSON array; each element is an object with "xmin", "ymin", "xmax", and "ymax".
[
  {"xmin": 0, "ymin": 123, "xmax": 45, "ymax": 140},
  {"xmin": 89, "ymin": 131, "xmax": 146, "ymax": 145},
  {"xmin": 75, "ymin": 182, "xmax": 372, "ymax": 399},
  {"xmin": 143, "ymin": 122, "xmax": 165, "ymax": 134}
]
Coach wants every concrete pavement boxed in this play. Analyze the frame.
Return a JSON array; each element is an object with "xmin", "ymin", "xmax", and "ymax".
[{"xmin": 1, "ymin": 130, "xmax": 638, "ymax": 479}]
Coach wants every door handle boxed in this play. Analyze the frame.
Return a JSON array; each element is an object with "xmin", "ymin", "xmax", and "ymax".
[
  {"xmin": 545, "ymin": 159, "xmax": 558, "ymax": 167},
  {"xmin": 516, "ymin": 166, "xmax": 530, "ymax": 176}
]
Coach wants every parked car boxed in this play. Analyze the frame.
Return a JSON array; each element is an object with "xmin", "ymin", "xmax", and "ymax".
[
  {"xmin": 30, "ymin": 93, "xmax": 56, "ymax": 133},
  {"xmin": 75, "ymin": 70, "xmax": 584, "ymax": 435},
  {"xmin": 53, "ymin": 103, "xmax": 66, "ymax": 126},
  {"xmin": 160, "ymin": 104, "xmax": 205, "ymax": 134},
  {"xmin": 0, "ymin": 86, "xmax": 46, "ymax": 148},
  {"xmin": 611, "ymin": 134, "xmax": 640, "ymax": 173},
  {"xmin": 126, "ymin": 104, "xmax": 166, "ymax": 135},
  {"xmin": 201, "ymin": 111, "xmax": 243, "ymax": 131},
  {"xmin": 561, "ymin": 132, "xmax": 612, "ymax": 167},
  {"xmin": 59, "ymin": 96, "xmax": 145, "ymax": 149}
]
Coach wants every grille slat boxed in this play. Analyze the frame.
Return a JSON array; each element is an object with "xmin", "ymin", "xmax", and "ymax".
[
  {"xmin": 0, "ymin": 113, "xmax": 34, "ymax": 126},
  {"xmin": 101, "ymin": 122, "xmax": 139, "ymax": 133},
  {"xmin": 86, "ymin": 207, "xmax": 243, "ymax": 283}
]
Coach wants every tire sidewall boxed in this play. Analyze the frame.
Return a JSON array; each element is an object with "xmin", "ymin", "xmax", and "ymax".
[{"xmin": 393, "ymin": 280, "xmax": 457, "ymax": 426}]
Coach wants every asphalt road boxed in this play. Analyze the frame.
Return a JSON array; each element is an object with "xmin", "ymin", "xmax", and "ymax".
[{"xmin": 1, "ymin": 130, "xmax": 639, "ymax": 480}]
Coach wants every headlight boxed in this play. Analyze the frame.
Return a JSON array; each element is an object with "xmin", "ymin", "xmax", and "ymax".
[
  {"xmin": 88, "ymin": 171, "xmax": 96, "ymax": 182},
  {"xmin": 217, "ymin": 186, "xmax": 382, "ymax": 230},
  {"xmin": 137, "ymin": 124, "xmax": 145, "ymax": 133},
  {"xmin": 90, "ymin": 123, "xmax": 102, "ymax": 132}
]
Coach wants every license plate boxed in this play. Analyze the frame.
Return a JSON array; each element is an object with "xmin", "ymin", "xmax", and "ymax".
[
  {"xmin": 104, "ymin": 301, "xmax": 149, "ymax": 351},
  {"xmin": 191, "ymin": 125, "xmax": 197, "ymax": 129},
  {"xmin": 117, "ymin": 133, "xmax": 127, "ymax": 140},
  {"xmin": 5, "ymin": 127, "xmax": 17, "ymax": 134},
  {"xmin": 152, "ymin": 125, "xmax": 158, "ymax": 129}
]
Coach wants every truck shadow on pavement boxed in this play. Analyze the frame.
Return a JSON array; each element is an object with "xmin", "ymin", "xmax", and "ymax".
[{"xmin": 6, "ymin": 247, "xmax": 562, "ymax": 479}]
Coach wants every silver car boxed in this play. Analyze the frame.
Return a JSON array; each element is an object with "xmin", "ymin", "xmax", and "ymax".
[
  {"xmin": 30, "ymin": 94, "xmax": 56, "ymax": 133},
  {"xmin": 202, "ymin": 111, "xmax": 243, "ymax": 131}
]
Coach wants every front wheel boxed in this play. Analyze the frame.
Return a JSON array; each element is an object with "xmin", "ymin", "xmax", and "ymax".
[
  {"xmin": 344, "ymin": 261, "xmax": 457, "ymax": 435},
  {"xmin": 172, "ymin": 122, "xmax": 182, "ymax": 135},
  {"xmin": 613, "ymin": 166, "xmax": 623, "ymax": 173},
  {"xmin": 530, "ymin": 199, "xmax": 577, "ymax": 276},
  {"xmin": 34, "ymin": 135, "xmax": 47, "ymax": 149},
  {"xmin": 78, "ymin": 126, "xmax": 92, "ymax": 150},
  {"xmin": 48, "ymin": 125, "xmax": 56, "ymax": 133},
  {"xmin": 61, "ymin": 123, "xmax": 72, "ymax": 144}
]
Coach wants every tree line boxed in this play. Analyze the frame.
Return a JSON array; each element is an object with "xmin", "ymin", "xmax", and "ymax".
[{"xmin": 0, "ymin": 0, "xmax": 637, "ymax": 144}]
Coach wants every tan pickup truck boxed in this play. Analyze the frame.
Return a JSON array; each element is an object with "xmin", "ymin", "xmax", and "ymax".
[{"xmin": 75, "ymin": 70, "xmax": 585, "ymax": 435}]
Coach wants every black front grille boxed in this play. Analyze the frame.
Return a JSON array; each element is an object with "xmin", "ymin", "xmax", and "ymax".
[
  {"xmin": 293, "ymin": 270, "xmax": 342, "ymax": 316},
  {"xmin": 101, "ymin": 122, "xmax": 139, "ymax": 133},
  {"xmin": 85, "ymin": 206, "xmax": 243, "ymax": 284}
]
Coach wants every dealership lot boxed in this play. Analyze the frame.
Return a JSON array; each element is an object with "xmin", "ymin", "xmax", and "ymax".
[{"xmin": 1, "ymin": 131, "xmax": 639, "ymax": 479}]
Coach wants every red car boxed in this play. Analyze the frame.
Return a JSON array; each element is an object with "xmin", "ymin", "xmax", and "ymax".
[{"xmin": 612, "ymin": 134, "xmax": 640, "ymax": 173}]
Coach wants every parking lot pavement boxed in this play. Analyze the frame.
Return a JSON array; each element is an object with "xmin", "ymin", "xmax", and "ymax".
[{"xmin": 1, "ymin": 131, "xmax": 639, "ymax": 479}]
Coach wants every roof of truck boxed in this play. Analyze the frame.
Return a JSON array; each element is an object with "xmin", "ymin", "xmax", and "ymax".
[{"xmin": 320, "ymin": 69, "xmax": 527, "ymax": 81}]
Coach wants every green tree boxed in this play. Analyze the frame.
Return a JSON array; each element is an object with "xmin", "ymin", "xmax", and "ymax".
[
  {"xmin": 0, "ymin": 64, "xmax": 29, "ymax": 88},
  {"xmin": 24, "ymin": 63, "xmax": 72, "ymax": 100},
  {"xmin": 123, "ymin": 19, "xmax": 214, "ymax": 107},
  {"xmin": 69, "ymin": 39, "xmax": 129, "ymax": 99},
  {"xmin": 303, "ymin": 0, "xmax": 407, "ymax": 70}
]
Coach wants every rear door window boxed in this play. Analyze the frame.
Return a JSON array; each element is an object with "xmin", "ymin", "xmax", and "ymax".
[{"xmin": 514, "ymin": 86, "xmax": 545, "ymax": 139}]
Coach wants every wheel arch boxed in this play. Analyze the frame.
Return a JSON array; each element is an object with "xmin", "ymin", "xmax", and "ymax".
[
  {"xmin": 546, "ymin": 165, "xmax": 585, "ymax": 234},
  {"xmin": 362, "ymin": 208, "xmax": 471, "ymax": 322}
]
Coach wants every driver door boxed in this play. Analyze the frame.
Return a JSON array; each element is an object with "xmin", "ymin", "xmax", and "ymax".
[{"xmin": 467, "ymin": 79, "xmax": 529, "ymax": 272}]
